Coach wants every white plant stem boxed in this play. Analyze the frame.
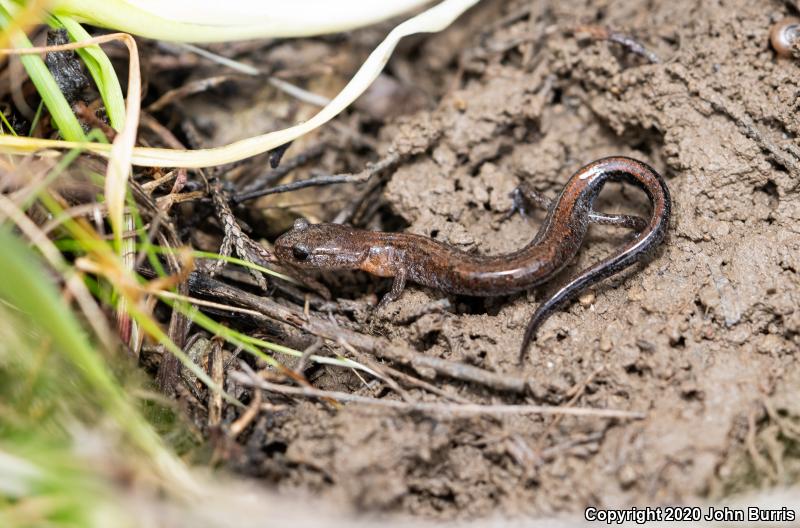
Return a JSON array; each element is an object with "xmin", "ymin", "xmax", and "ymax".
[{"xmin": 52, "ymin": 0, "xmax": 437, "ymax": 42}]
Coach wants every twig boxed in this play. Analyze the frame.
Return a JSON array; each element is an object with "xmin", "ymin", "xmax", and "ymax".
[
  {"xmin": 534, "ymin": 367, "xmax": 603, "ymax": 455},
  {"xmin": 138, "ymin": 112, "xmax": 190, "ymax": 197},
  {"xmin": 73, "ymin": 101, "xmax": 116, "ymax": 140},
  {"xmin": 157, "ymin": 287, "xmax": 461, "ymax": 402},
  {"xmin": 382, "ymin": 364, "xmax": 471, "ymax": 404},
  {"xmin": 170, "ymin": 42, "xmax": 330, "ymax": 107},
  {"xmin": 147, "ymin": 74, "xmax": 249, "ymax": 113},
  {"xmin": 746, "ymin": 406, "xmax": 776, "ymax": 480},
  {"xmin": 574, "ymin": 25, "xmax": 661, "ymax": 64},
  {"xmin": 235, "ymin": 142, "xmax": 326, "ymax": 192},
  {"xmin": 337, "ymin": 337, "xmax": 412, "ymax": 402},
  {"xmin": 141, "ymin": 171, "xmax": 178, "ymax": 193},
  {"xmin": 208, "ymin": 179, "xmax": 274, "ymax": 290},
  {"xmin": 333, "ymin": 154, "xmax": 400, "ymax": 224},
  {"xmin": 157, "ymin": 233, "xmax": 192, "ymax": 396},
  {"xmin": 539, "ymin": 430, "xmax": 607, "ymax": 462},
  {"xmin": 41, "ymin": 202, "xmax": 108, "ymax": 236},
  {"xmin": 208, "ymin": 337, "xmax": 224, "ymax": 427},
  {"xmin": 156, "ymin": 190, "xmax": 206, "ymax": 209},
  {"xmin": 126, "ymin": 182, "xmax": 192, "ymax": 395},
  {"xmin": 762, "ymin": 397, "xmax": 800, "ymax": 440},
  {"xmin": 294, "ymin": 337, "xmax": 323, "ymax": 375},
  {"xmin": 394, "ymin": 298, "xmax": 452, "ymax": 324},
  {"xmin": 229, "ymin": 388, "xmax": 262, "ymax": 438},
  {"xmin": 134, "ymin": 110, "xmax": 197, "ymax": 393},
  {"xmin": 231, "ymin": 370, "xmax": 645, "ymax": 419},
  {"xmin": 234, "ymin": 171, "xmax": 369, "ymax": 203},
  {"xmin": 268, "ymin": 141, "xmax": 293, "ymax": 168},
  {"xmin": 133, "ymin": 206, "xmax": 166, "ymax": 270}
]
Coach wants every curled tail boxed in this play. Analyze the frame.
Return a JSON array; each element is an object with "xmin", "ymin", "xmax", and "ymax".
[{"xmin": 519, "ymin": 157, "xmax": 671, "ymax": 363}]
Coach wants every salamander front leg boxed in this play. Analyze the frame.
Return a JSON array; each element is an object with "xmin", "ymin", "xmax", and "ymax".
[{"xmin": 377, "ymin": 269, "xmax": 408, "ymax": 311}]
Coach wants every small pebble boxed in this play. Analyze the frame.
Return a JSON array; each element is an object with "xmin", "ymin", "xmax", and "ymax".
[
  {"xmin": 627, "ymin": 286, "xmax": 644, "ymax": 302},
  {"xmin": 578, "ymin": 290, "xmax": 596, "ymax": 306},
  {"xmin": 599, "ymin": 333, "xmax": 613, "ymax": 352}
]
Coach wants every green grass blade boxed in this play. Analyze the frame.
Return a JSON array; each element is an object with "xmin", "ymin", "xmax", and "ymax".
[
  {"xmin": 27, "ymin": 100, "xmax": 44, "ymax": 135},
  {"xmin": 0, "ymin": 106, "xmax": 16, "ymax": 135},
  {"xmin": 55, "ymin": 15, "xmax": 126, "ymax": 131},
  {"xmin": 0, "ymin": 228, "xmax": 170, "ymax": 467},
  {"xmin": 0, "ymin": 5, "xmax": 86, "ymax": 142}
]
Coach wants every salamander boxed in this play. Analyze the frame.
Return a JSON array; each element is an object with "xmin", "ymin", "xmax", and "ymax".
[{"xmin": 275, "ymin": 156, "xmax": 671, "ymax": 361}]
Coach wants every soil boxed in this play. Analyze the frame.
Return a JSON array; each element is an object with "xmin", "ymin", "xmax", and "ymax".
[{"xmin": 167, "ymin": 0, "xmax": 800, "ymax": 521}]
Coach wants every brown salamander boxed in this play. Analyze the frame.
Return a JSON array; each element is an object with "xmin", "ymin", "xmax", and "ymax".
[{"xmin": 275, "ymin": 156, "xmax": 671, "ymax": 361}]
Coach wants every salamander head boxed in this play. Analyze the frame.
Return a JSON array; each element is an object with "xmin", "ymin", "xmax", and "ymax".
[{"xmin": 274, "ymin": 219, "xmax": 368, "ymax": 270}]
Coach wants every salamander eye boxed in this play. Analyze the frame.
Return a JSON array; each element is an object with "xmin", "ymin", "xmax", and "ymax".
[
  {"xmin": 293, "ymin": 218, "xmax": 310, "ymax": 231},
  {"xmin": 292, "ymin": 245, "xmax": 310, "ymax": 261}
]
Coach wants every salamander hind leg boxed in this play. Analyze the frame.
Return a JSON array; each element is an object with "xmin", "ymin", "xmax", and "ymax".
[
  {"xmin": 504, "ymin": 183, "xmax": 552, "ymax": 220},
  {"xmin": 507, "ymin": 183, "xmax": 646, "ymax": 231},
  {"xmin": 588, "ymin": 211, "xmax": 648, "ymax": 232}
]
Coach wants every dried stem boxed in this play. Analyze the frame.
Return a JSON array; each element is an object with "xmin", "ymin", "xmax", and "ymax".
[{"xmin": 232, "ymin": 367, "xmax": 644, "ymax": 420}]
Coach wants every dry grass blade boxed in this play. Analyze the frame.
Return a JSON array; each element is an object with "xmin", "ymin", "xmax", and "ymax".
[
  {"xmin": 0, "ymin": 0, "xmax": 49, "ymax": 49},
  {"xmin": 168, "ymin": 43, "xmax": 331, "ymax": 107}
]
